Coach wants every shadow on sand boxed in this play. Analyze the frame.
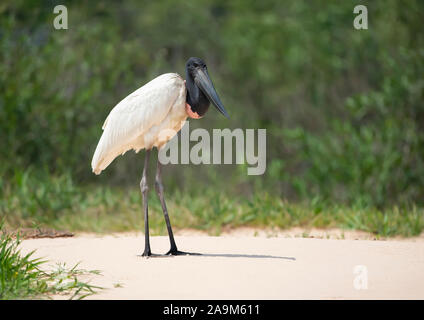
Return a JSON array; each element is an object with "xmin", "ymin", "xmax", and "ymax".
[
  {"xmin": 142, "ymin": 252, "xmax": 295, "ymax": 260},
  {"xmin": 193, "ymin": 253, "xmax": 296, "ymax": 260}
]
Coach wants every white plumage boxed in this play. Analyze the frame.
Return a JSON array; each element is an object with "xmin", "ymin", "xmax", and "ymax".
[{"xmin": 91, "ymin": 73, "xmax": 187, "ymax": 175}]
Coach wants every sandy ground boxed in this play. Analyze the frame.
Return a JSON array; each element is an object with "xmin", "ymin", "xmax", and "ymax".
[{"xmin": 20, "ymin": 229, "xmax": 424, "ymax": 300}]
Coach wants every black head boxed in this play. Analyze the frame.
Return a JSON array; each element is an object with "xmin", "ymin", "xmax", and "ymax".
[
  {"xmin": 186, "ymin": 57, "xmax": 207, "ymax": 73},
  {"xmin": 185, "ymin": 57, "xmax": 229, "ymax": 118}
]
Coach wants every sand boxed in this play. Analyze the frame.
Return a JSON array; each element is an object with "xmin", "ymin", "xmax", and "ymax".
[{"xmin": 20, "ymin": 230, "xmax": 424, "ymax": 299}]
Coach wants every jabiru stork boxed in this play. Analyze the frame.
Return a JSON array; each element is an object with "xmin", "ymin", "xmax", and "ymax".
[{"xmin": 91, "ymin": 57, "xmax": 229, "ymax": 257}]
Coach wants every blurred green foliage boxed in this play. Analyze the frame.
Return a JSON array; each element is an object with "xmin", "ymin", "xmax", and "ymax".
[{"xmin": 1, "ymin": 0, "xmax": 423, "ymax": 216}]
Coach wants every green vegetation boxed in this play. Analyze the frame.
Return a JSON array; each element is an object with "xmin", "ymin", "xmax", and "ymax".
[
  {"xmin": 0, "ymin": 1, "xmax": 423, "ymax": 237},
  {"xmin": 0, "ymin": 223, "xmax": 101, "ymax": 299},
  {"xmin": 1, "ymin": 170, "xmax": 422, "ymax": 237}
]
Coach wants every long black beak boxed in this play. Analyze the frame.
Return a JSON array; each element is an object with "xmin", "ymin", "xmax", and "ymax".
[{"xmin": 194, "ymin": 68, "xmax": 229, "ymax": 118}]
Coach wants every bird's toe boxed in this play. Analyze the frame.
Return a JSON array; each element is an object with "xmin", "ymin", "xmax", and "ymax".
[{"xmin": 166, "ymin": 249, "xmax": 201, "ymax": 256}]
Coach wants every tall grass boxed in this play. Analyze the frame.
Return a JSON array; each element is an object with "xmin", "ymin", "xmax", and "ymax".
[{"xmin": 0, "ymin": 222, "xmax": 101, "ymax": 299}]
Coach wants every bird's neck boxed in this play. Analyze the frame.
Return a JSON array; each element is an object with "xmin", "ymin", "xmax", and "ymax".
[{"xmin": 185, "ymin": 70, "xmax": 210, "ymax": 117}]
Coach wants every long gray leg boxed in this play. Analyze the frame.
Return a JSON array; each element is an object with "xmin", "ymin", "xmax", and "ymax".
[
  {"xmin": 155, "ymin": 157, "xmax": 200, "ymax": 256},
  {"xmin": 141, "ymin": 149, "xmax": 151, "ymax": 257},
  {"xmin": 155, "ymin": 159, "xmax": 179, "ymax": 254}
]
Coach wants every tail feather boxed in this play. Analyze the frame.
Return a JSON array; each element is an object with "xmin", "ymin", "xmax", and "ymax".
[
  {"xmin": 91, "ymin": 131, "xmax": 142, "ymax": 175},
  {"xmin": 91, "ymin": 132, "xmax": 118, "ymax": 175}
]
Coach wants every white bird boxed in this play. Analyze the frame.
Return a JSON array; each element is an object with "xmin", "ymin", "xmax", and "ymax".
[{"xmin": 91, "ymin": 57, "xmax": 229, "ymax": 257}]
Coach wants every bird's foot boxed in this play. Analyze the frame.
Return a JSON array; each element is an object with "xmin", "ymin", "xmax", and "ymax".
[
  {"xmin": 138, "ymin": 249, "xmax": 164, "ymax": 258},
  {"xmin": 139, "ymin": 249, "xmax": 151, "ymax": 257},
  {"xmin": 166, "ymin": 248, "xmax": 201, "ymax": 256},
  {"xmin": 141, "ymin": 247, "xmax": 151, "ymax": 256},
  {"xmin": 138, "ymin": 252, "xmax": 165, "ymax": 258}
]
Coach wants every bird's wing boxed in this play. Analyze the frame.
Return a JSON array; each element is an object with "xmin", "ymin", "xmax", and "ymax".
[{"xmin": 91, "ymin": 73, "xmax": 184, "ymax": 174}]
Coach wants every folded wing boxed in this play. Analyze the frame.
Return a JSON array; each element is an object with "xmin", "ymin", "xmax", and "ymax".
[{"xmin": 91, "ymin": 73, "xmax": 184, "ymax": 174}]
